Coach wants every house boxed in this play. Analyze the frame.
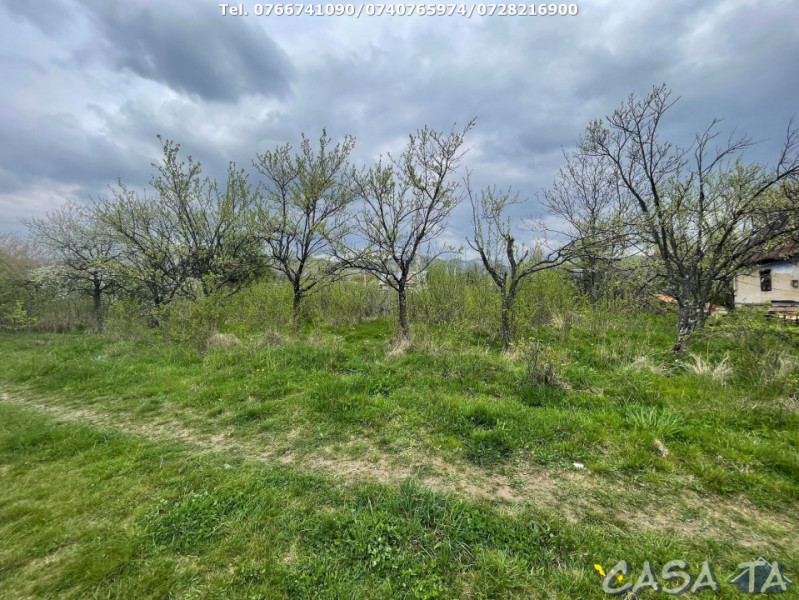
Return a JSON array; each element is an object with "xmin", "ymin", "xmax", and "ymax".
[{"xmin": 733, "ymin": 240, "xmax": 799, "ymax": 312}]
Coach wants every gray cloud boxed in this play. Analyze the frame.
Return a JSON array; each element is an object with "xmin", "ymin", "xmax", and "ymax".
[
  {"xmin": 3, "ymin": 0, "xmax": 293, "ymax": 101},
  {"xmin": 1, "ymin": 0, "xmax": 798, "ymax": 239},
  {"xmin": 0, "ymin": 104, "xmax": 146, "ymax": 192}
]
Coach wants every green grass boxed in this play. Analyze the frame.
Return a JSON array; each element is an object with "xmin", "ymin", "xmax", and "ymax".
[{"xmin": 0, "ymin": 310, "xmax": 798, "ymax": 598}]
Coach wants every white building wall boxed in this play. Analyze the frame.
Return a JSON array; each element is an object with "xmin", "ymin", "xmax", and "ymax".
[{"xmin": 734, "ymin": 260, "xmax": 799, "ymax": 305}]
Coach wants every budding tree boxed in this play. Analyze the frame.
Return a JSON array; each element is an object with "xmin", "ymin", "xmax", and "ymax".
[
  {"xmin": 148, "ymin": 137, "xmax": 264, "ymax": 296},
  {"xmin": 98, "ymin": 137, "xmax": 264, "ymax": 312},
  {"xmin": 96, "ymin": 183, "xmax": 190, "ymax": 309},
  {"xmin": 253, "ymin": 129, "xmax": 356, "ymax": 330},
  {"xmin": 348, "ymin": 121, "xmax": 474, "ymax": 339},
  {"xmin": 0, "ymin": 232, "xmax": 45, "ymax": 331},
  {"xmin": 543, "ymin": 150, "xmax": 635, "ymax": 306}
]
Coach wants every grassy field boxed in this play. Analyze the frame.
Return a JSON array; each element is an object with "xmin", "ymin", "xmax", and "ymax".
[{"xmin": 0, "ymin": 311, "xmax": 798, "ymax": 598}]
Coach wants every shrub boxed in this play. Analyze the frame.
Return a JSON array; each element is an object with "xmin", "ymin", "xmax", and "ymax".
[
  {"xmin": 0, "ymin": 300, "xmax": 37, "ymax": 332},
  {"xmin": 158, "ymin": 295, "xmax": 226, "ymax": 350},
  {"xmin": 512, "ymin": 339, "xmax": 563, "ymax": 387},
  {"xmin": 227, "ymin": 279, "xmax": 294, "ymax": 334},
  {"xmin": 104, "ymin": 298, "xmax": 149, "ymax": 340},
  {"xmin": 308, "ymin": 279, "xmax": 394, "ymax": 326},
  {"xmin": 206, "ymin": 332, "xmax": 243, "ymax": 350}
]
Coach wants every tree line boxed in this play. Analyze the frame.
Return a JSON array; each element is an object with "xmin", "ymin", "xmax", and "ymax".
[{"xmin": 9, "ymin": 85, "xmax": 799, "ymax": 353}]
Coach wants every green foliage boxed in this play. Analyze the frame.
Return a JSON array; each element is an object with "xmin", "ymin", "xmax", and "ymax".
[
  {"xmin": 226, "ymin": 279, "xmax": 294, "ymax": 333},
  {"xmin": 104, "ymin": 297, "xmax": 150, "ymax": 340},
  {"xmin": 412, "ymin": 263, "xmax": 498, "ymax": 335},
  {"xmin": 0, "ymin": 299, "xmax": 37, "ymax": 331},
  {"xmin": 514, "ymin": 269, "xmax": 584, "ymax": 330},
  {"xmin": 624, "ymin": 405, "xmax": 687, "ymax": 440},
  {"xmin": 514, "ymin": 338, "xmax": 565, "ymax": 387},
  {"xmin": 159, "ymin": 293, "xmax": 230, "ymax": 350},
  {"xmin": 695, "ymin": 307, "xmax": 799, "ymax": 395},
  {"xmin": 306, "ymin": 279, "xmax": 393, "ymax": 327},
  {"xmin": 0, "ymin": 233, "xmax": 41, "ymax": 332}
]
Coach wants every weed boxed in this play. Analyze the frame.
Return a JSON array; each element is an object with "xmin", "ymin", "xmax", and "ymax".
[
  {"xmin": 516, "ymin": 339, "xmax": 562, "ymax": 387},
  {"xmin": 625, "ymin": 405, "xmax": 686, "ymax": 440}
]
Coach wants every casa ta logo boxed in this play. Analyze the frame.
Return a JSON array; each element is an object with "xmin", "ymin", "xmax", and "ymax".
[
  {"xmin": 729, "ymin": 557, "xmax": 793, "ymax": 595},
  {"xmin": 595, "ymin": 557, "xmax": 792, "ymax": 595}
]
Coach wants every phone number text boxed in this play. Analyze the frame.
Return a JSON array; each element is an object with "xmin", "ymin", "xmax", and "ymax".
[{"xmin": 219, "ymin": 3, "xmax": 579, "ymax": 17}]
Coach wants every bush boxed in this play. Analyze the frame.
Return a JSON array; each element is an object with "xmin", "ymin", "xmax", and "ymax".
[
  {"xmin": 159, "ymin": 294, "xmax": 228, "ymax": 350},
  {"xmin": 513, "ymin": 339, "xmax": 564, "ymax": 387},
  {"xmin": 29, "ymin": 293, "xmax": 97, "ymax": 333},
  {"xmin": 226, "ymin": 279, "xmax": 294, "ymax": 334},
  {"xmin": 696, "ymin": 306, "xmax": 799, "ymax": 393},
  {"xmin": 412, "ymin": 263, "xmax": 496, "ymax": 332},
  {"xmin": 0, "ymin": 300, "xmax": 36, "ymax": 332},
  {"xmin": 104, "ymin": 298, "xmax": 149, "ymax": 340},
  {"xmin": 307, "ymin": 278, "xmax": 393, "ymax": 327}
]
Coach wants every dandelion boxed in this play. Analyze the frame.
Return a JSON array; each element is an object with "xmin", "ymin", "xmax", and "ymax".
[{"xmin": 594, "ymin": 564, "xmax": 622, "ymax": 582}]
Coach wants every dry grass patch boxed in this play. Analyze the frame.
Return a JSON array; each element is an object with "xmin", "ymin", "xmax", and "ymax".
[
  {"xmin": 206, "ymin": 333, "xmax": 243, "ymax": 350},
  {"xmin": 627, "ymin": 354, "xmax": 669, "ymax": 376},
  {"xmin": 385, "ymin": 335, "xmax": 413, "ymax": 358},
  {"xmin": 682, "ymin": 352, "xmax": 733, "ymax": 384}
]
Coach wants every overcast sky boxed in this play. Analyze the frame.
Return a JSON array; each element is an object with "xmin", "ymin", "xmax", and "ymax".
[{"xmin": 2, "ymin": 0, "xmax": 798, "ymax": 244}]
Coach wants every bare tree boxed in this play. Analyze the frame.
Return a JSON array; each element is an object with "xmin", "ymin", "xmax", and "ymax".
[
  {"xmin": 24, "ymin": 201, "xmax": 117, "ymax": 327},
  {"xmin": 580, "ymin": 84, "xmax": 799, "ymax": 353},
  {"xmin": 543, "ymin": 150, "xmax": 634, "ymax": 305},
  {"xmin": 348, "ymin": 121, "xmax": 475, "ymax": 339},
  {"xmin": 254, "ymin": 129, "xmax": 355, "ymax": 331},
  {"xmin": 466, "ymin": 175, "xmax": 572, "ymax": 348}
]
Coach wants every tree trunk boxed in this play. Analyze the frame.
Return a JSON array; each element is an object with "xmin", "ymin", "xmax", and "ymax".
[
  {"xmin": 500, "ymin": 294, "xmax": 512, "ymax": 349},
  {"xmin": 397, "ymin": 284, "xmax": 410, "ymax": 339},
  {"xmin": 292, "ymin": 286, "xmax": 302, "ymax": 334},
  {"xmin": 672, "ymin": 302, "xmax": 706, "ymax": 355},
  {"xmin": 92, "ymin": 281, "xmax": 103, "ymax": 332}
]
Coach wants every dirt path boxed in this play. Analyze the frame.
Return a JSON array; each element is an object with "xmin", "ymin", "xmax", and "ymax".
[
  {"xmin": 1, "ymin": 387, "xmax": 795, "ymax": 551},
  {"xmin": 0, "ymin": 387, "xmax": 548, "ymax": 503}
]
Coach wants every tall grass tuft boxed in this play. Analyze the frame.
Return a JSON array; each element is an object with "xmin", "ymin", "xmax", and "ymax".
[{"xmin": 682, "ymin": 353, "xmax": 733, "ymax": 384}]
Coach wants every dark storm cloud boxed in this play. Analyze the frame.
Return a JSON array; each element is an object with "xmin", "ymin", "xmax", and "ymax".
[
  {"xmin": 2, "ymin": 0, "xmax": 799, "ymax": 238},
  {"xmin": 3, "ymin": 0, "xmax": 293, "ymax": 101}
]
